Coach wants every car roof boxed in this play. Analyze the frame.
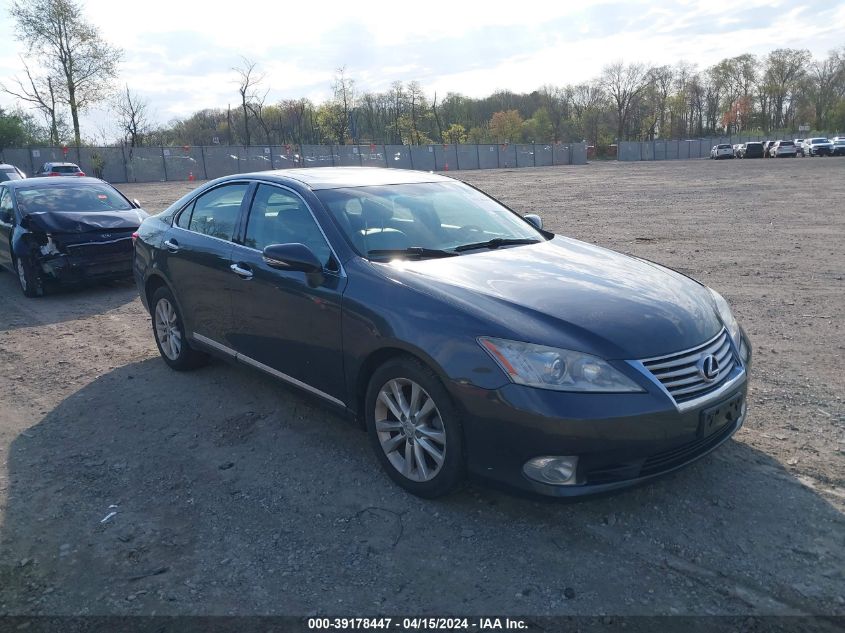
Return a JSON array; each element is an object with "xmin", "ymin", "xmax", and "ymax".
[
  {"xmin": 235, "ymin": 166, "xmax": 455, "ymax": 191},
  {"xmin": 44, "ymin": 161, "xmax": 80, "ymax": 166},
  {"xmin": 2, "ymin": 176, "xmax": 108, "ymax": 190}
]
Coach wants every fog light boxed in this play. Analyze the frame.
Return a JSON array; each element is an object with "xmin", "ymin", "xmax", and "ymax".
[{"xmin": 523, "ymin": 456, "xmax": 579, "ymax": 485}]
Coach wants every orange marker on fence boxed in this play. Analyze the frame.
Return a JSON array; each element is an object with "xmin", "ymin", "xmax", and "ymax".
[{"xmin": 188, "ymin": 171, "xmax": 195, "ymax": 182}]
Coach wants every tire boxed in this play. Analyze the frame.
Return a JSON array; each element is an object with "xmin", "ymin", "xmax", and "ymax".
[
  {"xmin": 365, "ymin": 355, "xmax": 464, "ymax": 498},
  {"xmin": 15, "ymin": 255, "xmax": 43, "ymax": 298},
  {"xmin": 150, "ymin": 286, "xmax": 208, "ymax": 370}
]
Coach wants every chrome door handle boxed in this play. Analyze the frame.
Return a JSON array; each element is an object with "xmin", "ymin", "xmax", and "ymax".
[
  {"xmin": 230, "ymin": 263, "xmax": 253, "ymax": 280},
  {"xmin": 163, "ymin": 239, "xmax": 179, "ymax": 253}
]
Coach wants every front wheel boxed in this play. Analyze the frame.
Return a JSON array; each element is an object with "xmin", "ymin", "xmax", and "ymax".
[
  {"xmin": 15, "ymin": 255, "xmax": 42, "ymax": 298},
  {"xmin": 365, "ymin": 356, "xmax": 464, "ymax": 498},
  {"xmin": 150, "ymin": 286, "xmax": 208, "ymax": 370}
]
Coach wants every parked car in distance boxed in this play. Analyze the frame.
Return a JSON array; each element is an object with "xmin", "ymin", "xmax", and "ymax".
[
  {"xmin": 0, "ymin": 164, "xmax": 26, "ymax": 181},
  {"xmin": 769, "ymin": 140, "xmax": 797, "ymax": 157},
  {"xmin": 804, "ymin": 138, "xmax": 833, "ymax": 156},
  {"xmin": 710, "ymin": 144, "xmax": 734, "ymax": 159},
  {"xmin": 762, "ymin": 141, "xmax": 775, "ymax": 157},
  {"xmin": 794, "ymin": 139, "xmax": 805, "ymax": 157},
  {"xmin": 0, "ymin": 177, "xmax": 148, "ymax": 297},
  {"xmin": 33, "ymin": 161, "xmax": 86, "ymax": 177},
  {"xmin": 738, "ymin": 142, "xmax": 764, "ymax": 158},
  {"xmin": 733, "ymin": 143, "xmax": 745, "ymax": 156},
  {"xmin": 831, "ymin": 138, "xmax": 845, "ymax": 156},
  {"xmin": 133, "ymin": 167, "xmax": 751, "ymax": 498}
]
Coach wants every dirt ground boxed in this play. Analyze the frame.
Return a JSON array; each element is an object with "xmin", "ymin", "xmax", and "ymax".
[{"xmin": 0, "ymin": 159, "xmax": 843, "ymax": 618}]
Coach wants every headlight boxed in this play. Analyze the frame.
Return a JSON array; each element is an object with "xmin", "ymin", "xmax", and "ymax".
[
  {"xmin": 708, "ymin": 288, "xmax": 741, "ymax": 348},
  {"xmin": 478, "ymin": 337, "xmax": 644, "ymax": 393}
]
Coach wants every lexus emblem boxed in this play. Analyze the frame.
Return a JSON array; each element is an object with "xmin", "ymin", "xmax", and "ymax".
[
  {"xmin": 698, "ymin": 354, "xmax": 720, "ymax": 381},
  {"xmin": 101, "ymin": 233, "xmax": 112, "ymax": 239}
]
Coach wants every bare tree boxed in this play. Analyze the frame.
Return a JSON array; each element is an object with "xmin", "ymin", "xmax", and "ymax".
[
  {"xmin": 11, "ymin": 0, "xmax": 122, "ymax": 145},
  {"xmin": 113, "ymin": 85, "xmax": 151, "ymax": 151},
  {"xmin": 601, "ymin": 61, "xmax": 651, "ymax": 140},
  {"xmin": 332, "ymin": 67, "xmax": 355, "ymax": 144},
  {"xmin": 1, "ymin": 59, "xmax": 63, "ymax": 144},
  {"xmin": 233, "ymin": 57, "xmax": 264, "ymax": 146}
]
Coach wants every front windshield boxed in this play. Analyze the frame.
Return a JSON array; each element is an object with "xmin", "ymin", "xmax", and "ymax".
[
  {"xmin": 315, "ymin": 181, "xmax": 544, "ymax": 259},
  {"xmin": 15, "ymin": 184, "xmax": 132, "ymax": 213}
]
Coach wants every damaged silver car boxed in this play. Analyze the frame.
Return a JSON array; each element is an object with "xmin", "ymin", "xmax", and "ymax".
[{"xmin": 0, "ymin": 177, "xmax": 148, "ymax": 297}]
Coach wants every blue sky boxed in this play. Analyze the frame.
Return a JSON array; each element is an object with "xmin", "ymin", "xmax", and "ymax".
[{"xmin": 1, "ymin": 0, "xmax": 843, "ymax": 138}]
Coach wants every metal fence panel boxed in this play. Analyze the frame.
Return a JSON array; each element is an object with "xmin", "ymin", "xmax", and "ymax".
[
  {"xmin": 409, "ymin": 146, "xmax": 435, "ymax": 171},
  {"xmin": 335, "ymin": 145, "xmax": 360, "ymax": 167},
  {"xmin": 515, "ymin": 144, "xmax": 536, "ymax": 168},
  {"xmin": 477, "ymin": 145, "xmax": 499, "ymax": 169},
  {"xmin": 301, "ymin": 144, "xmax": 335, "ymax": 168},
  {"xmin": 666, "ymin": 141, "xmax": 679, "ymax": 160},
  {"xmin": 433, "ymin": 144, "xmax": 458, "ymax": 171},
  {"xmin": 125, "ymin": 147, "xmax": 165, "ymax": 182},
  {"xmin": 2, "ymin": 148, "xmax": 32, "ymax": 174},
  {"xmin": 385, "ymin": 145, "xmax": 411, "ymax": 169},
  {"xmin": 272, "ymin": 144, "xmax": 301, "ymax": 170},
  {"xmin": 553, "ymin": 144, "xmax": 572, "ymax": 165},
  {"xmin": 203, "ymin": 146, "xmax": 241, "ymax": 179},
  {"xmin": 455, "ymin": 145, "xmax": 479, "ymax": 169},
  {"xmin": 498, "ymin": 144, "xmax": 517, "ymax": 168},
  {"xmin": 536, "ymin": 144, "xmax": 553, "ymax": 167},
  {"xmin": 571, "ymin": 143, "xmax": 587, "ymax": 165},
  {"xmin": 162, "ymin": 146, "xmax": 205, "ymax": 181}
]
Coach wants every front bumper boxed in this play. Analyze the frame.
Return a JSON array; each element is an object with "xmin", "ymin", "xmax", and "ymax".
[
  {"xmin": 453, "ymin": 348, "xmax": 751, "ymax": 498},
  {"xmin": 38, "ymin": 252, "xmax": 133, "ymax": 282}
]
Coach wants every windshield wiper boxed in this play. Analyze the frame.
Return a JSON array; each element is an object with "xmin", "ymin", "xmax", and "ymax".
[
  {"xmin": 367, "ymin": 247, "xmax": 459, "ymax": 260},
  {"xmin": 453, "ymin": 237, "xmax": 541, "ymax": 252}
]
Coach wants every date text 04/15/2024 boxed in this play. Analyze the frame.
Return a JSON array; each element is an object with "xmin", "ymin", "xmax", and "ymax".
[{"xmin": 307, "ymin": 618, "xmax": 529, "ymax": 630}]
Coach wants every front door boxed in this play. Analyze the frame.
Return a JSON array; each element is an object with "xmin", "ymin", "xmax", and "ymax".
[{"xmin": 228, "ymin": 183, "xmax": 347, "ymax": 404}]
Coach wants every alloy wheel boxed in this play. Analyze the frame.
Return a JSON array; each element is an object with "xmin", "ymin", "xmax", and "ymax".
[
  {"xmin": 154, "ymin": 297, "xmax": 182, "ymax": 360},
  {"xmin": 16, "ymin": 259, "xmax": 27, "ymax": 292},
  {"xmin": 374, "ymin": 378, "xmax": 446, "ymax": 482}
]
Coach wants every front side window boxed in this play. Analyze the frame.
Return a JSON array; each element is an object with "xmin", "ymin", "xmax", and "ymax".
[
  {"xmin": 244, "ymin": 184, "xmax": 332, "ymax": 265},
  {"xmin": 181, "ymin": 183, "xmax": 248, "ymax": 241}
]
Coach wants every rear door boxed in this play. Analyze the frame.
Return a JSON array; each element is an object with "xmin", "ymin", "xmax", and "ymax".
[
  {"xmin": 0, "ymin": 187, "xmax": 13, "ymax": 268},
  {"xmin": 227, "ymin": 183, "xmax": 348, "ymax": 404},
  {"xmin": 160, "ymin": 181, "xmax": 250, "ymax": 346}
]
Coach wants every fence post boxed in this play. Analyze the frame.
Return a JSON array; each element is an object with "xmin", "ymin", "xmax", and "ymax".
[
  {"xmin": 269, "ymin": 145, "xmax": 275, "ymax": 170},
  {"xmin": 455, "ymin": 144, "xmax": 460, "ymax": 171},
  {"xmin": 330, "ymin": 145, "xmax": 335, "ymax": 167},
  {"xmin": 161, "ymin": 146, "xmax": 168, "ymax": 181},
  {"xmin": 28, "ymin": 148, "xmax": 35, "ymax": 176},
  {"xmin": 383, "ymin": 145, "xmax": 388, "ymax": 168},
  {"xmin": 409, "ymin": 145, "xmax": 414, "ymax": 170},
  {"xmin": 533, "ymin": 143, "xmax": 537, "ymax": 167},
  {"xmin": 200, "ymin": 145, "xmax": 208, "ymax": 179}
]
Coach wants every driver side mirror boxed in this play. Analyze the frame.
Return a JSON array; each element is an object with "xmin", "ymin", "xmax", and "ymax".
[
  {"xmin": 524, "ymin": 214, "xmax": 543, "ymax": 230},
  {"xmin": 263, "ymin": 243, "xmax": 325, "ymax": 287},
  {"xmin": 132, "ymin": 198, "xmax": 142, "ymax": 209}
]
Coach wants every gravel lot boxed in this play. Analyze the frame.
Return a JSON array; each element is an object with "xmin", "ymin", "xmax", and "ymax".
[{"xmin": 0, "ymin": 159, "xmax": 843, "ymax": 618}]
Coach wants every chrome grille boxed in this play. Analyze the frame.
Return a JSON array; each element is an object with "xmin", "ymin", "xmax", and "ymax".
[{"xmin": 641, "ymin": 329, "xmax": 736, "ymax": 403}]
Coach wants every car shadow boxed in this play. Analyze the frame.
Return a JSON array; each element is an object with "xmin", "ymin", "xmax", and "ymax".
[
  {"xmin": 0, "ymin": 271, "xmax": 139, "ymax": 330},
  {"xmin": 1, "ymin": 358, "xmax": 843, "ymax": 617}
]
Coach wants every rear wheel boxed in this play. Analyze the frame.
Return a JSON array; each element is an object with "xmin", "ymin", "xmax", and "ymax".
[
  {"xmin": 151, "ymin": 286, "xmax": 208, "ymax": 370},
  {"xmin": 15, "ymin": 255, "xmax": 42, "ymax": 298},
  {"xmin": 365, "ymin": 356, "xmax": 464, "ymax": 498}
]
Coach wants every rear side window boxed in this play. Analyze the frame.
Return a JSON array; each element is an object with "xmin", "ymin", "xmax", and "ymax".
[
  {"xmin": 53, "ymin": 165, "xmax": 80, "ymax": 173},
  {"xmin": 181, "ymin": 183, "xmax": 248, "ymax": 241}
]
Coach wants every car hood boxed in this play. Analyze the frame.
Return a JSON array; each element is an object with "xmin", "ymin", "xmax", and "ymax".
[
  {"xmin": 24, "ymin": 209, "xmax": 148, "ymax": 234},
  {"xmin": 378, "ymin": 236, "xmax": 722, "ymax": 359}
]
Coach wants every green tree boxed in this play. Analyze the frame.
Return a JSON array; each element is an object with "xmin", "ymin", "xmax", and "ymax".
[
  {"xmin": 489, "ymin": 109, "xmax": 523, "ymax": 142},
  {"xmin": 0, "ymin": 108, "xmax": 28, "ymax": 151},
  {"xmin": 442, "ymin": 123, "xmax": 467, "ymax": 144},
  {"xmin": 11, "ymin": 0, "xmax": 122, "ymax": 145},
  {"xmin": 522, "ymin": 108, "xmax": 553, "ymax": 141}
]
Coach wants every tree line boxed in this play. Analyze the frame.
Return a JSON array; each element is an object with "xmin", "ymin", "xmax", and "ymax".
[{"xmin": 1, "ymin": 0, "xmax": 844, "ymax": 153}]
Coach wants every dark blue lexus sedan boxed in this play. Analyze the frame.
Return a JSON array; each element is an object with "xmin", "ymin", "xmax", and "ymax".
[{"xmin": 133, "ymin": 167, "xmax": 751, "ymax": 498}]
